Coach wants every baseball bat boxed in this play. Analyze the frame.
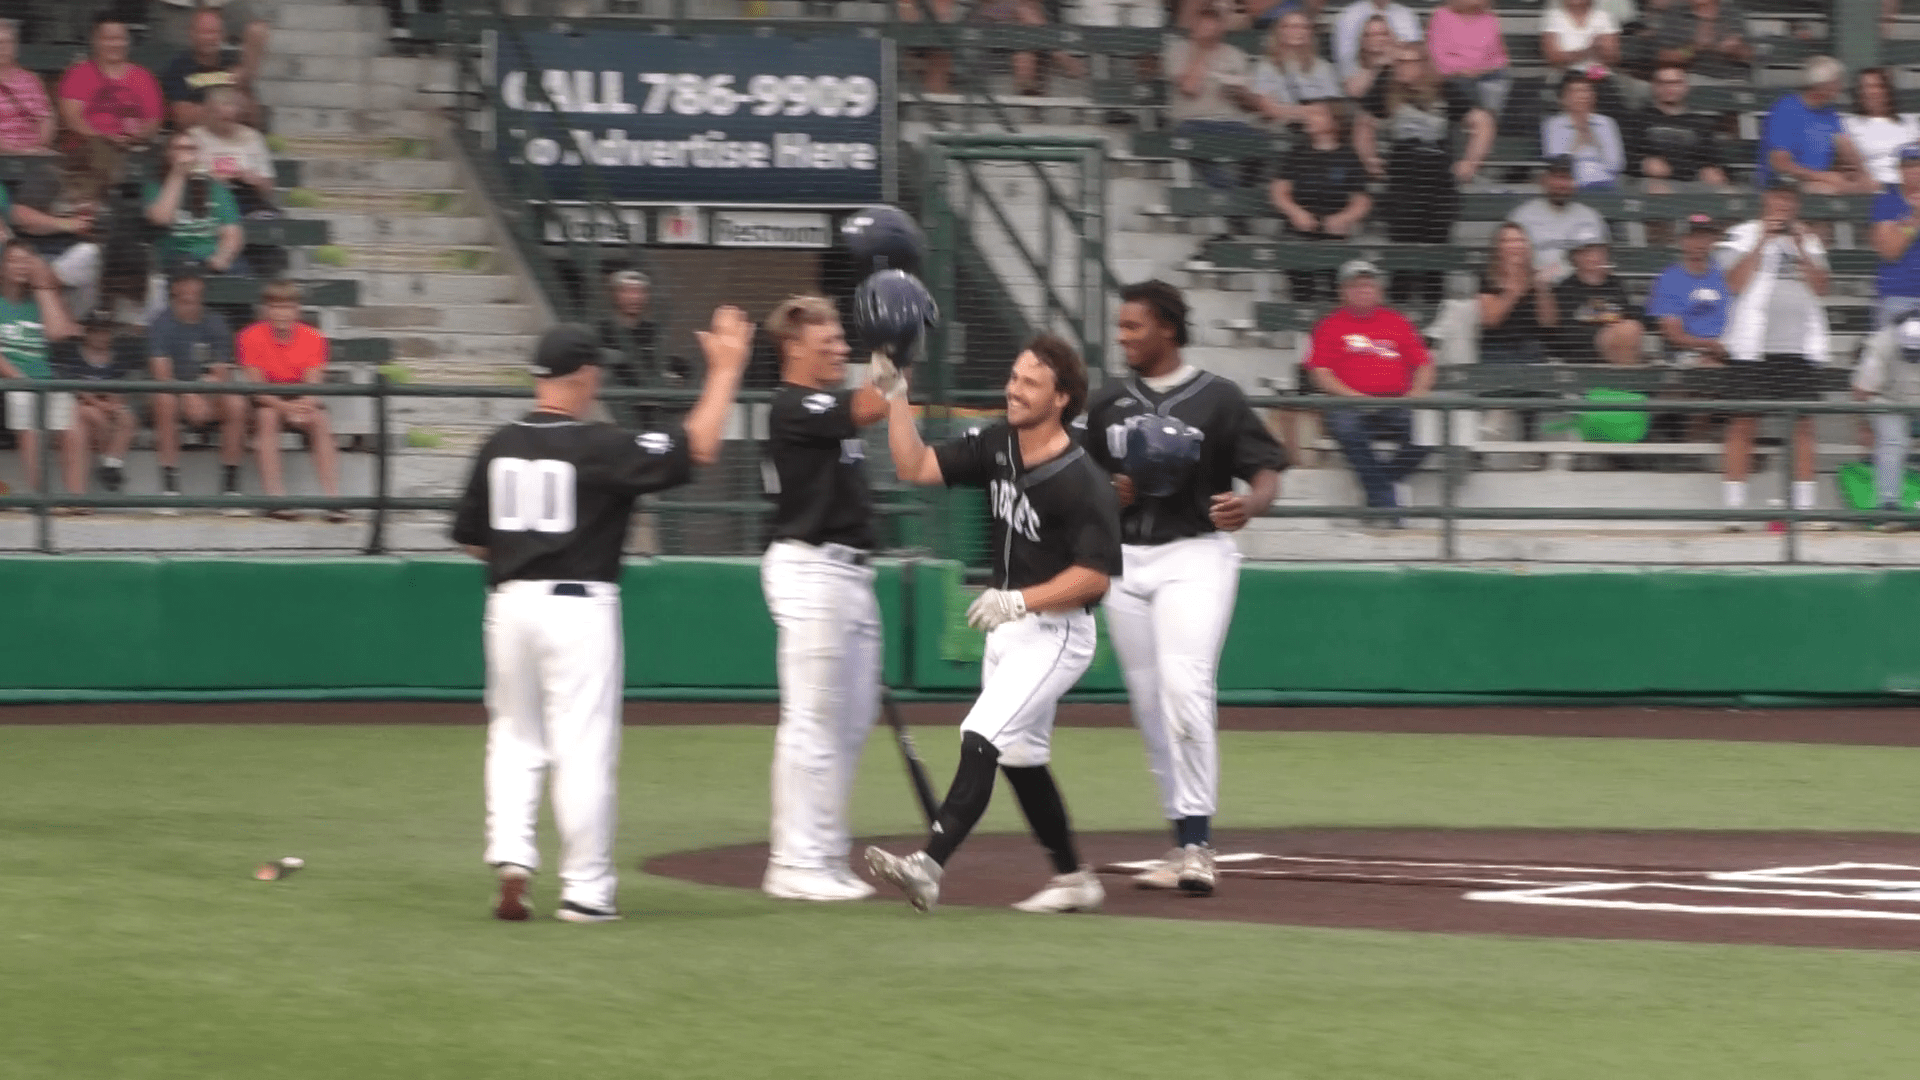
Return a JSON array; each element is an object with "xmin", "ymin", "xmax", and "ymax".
[{"xmin": 881, "ymin": 689, "xmax": 940, "ymax": 826}]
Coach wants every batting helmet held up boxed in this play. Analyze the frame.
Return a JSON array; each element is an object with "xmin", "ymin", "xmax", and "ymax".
[
  {"xmin": 1121, "ymin": 413, "xmax": 1205, "ymax": 498},
  {"xmin": 854, "ymin": 270, "xmax": 939, "ymax": 363},
  {"xmin": 843, "ymin": 205, "xmax": 926, "ymax": 277}
]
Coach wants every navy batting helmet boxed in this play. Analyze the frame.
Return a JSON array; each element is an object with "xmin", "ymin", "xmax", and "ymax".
[
  {"xmin": 1121, "ymin": 413, "xmax": 1204, "ymax": 498},
  {"xmin": 842, "ymin": 205, "xmax": 926, "ymax": 277},
  {"xmin": 854, "ymin": 270, "xmax": 939, "ymax": 363}
]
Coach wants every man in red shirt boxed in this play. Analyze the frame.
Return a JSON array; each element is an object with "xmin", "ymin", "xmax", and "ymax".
[
  {"xmin": 1305, "ymin": 260, "xmax": 1436, "ymax": 524},
  {"xmin": 235, "ymin": 279, "xmax": 345, "ymax": 521}
]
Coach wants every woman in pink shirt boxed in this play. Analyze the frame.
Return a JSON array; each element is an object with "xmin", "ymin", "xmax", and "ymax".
[
  {"xmin": 56, "ymin": 15, "xmax": 162, "ymax": 149},
  {"xmin": 1428, "ymin": 0, "xmax": 1510, "ymax": 116},
  {"xmin": 0, "ymin": 22, "xmax": 52, "ymax": 155}
]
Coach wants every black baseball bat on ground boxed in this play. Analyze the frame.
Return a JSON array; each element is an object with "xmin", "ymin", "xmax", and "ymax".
[{"xmin": 881, "ymin": 690, "xmax": 939, "ymax": 826}]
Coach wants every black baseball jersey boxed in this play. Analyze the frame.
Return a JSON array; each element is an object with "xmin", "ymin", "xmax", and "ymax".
[
  {"xmin": 764, "ymin": 383, "xmax": 876, "ymax": 549},
  {"xmin": 1082, "ymin": 369, "xmax": 1288, "ymax": 546},
  {"xmin": 934, "ymin": 421, "xmax": 1123, "ymax": 592},
  {"xmin": 450, "ymin": 411, "xmax": 692, "ymax": 587}
]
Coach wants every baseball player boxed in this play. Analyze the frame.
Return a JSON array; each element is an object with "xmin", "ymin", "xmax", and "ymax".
[
  {"xmin": 864, "ymin": 334, "xmax": 1123, "ymax": 914},
  {"xmin": 759, "ymin": 295, "xmax": 891, "ymax": 902},
  {"xmin": 1083, "ymin": 280, "xmax": 1286, "ymax": 895},
  {"xmin": 451, "ymin": 312, "xmax": 751, "ymax": 923},
  {"xmin": 1852, "ymin": 313, "xmax": 1920, "ymax": 529}
]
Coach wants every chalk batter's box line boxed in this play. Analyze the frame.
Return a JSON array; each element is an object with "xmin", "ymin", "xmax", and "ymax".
[
  {"xmin": 1710, "ymin": 862, "xmax": 1920, "ymax": 888},
  {"xmin": 1468, "ymin": 880, "xmax": 1920, "ymax": 922},
  {"xmin": 1107, "ymin": 853, "xmax": 1721, "ymax": 878}
]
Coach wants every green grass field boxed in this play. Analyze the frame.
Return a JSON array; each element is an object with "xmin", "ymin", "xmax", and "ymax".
[{"xmin": 6, "ymin": 722, "xmax": 1920, "ymax": 1079}]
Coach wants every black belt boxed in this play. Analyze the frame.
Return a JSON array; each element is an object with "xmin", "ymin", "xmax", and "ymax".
[{"xmin": 552, "ymin": 583, "xmax": 590, "ymax": 597}]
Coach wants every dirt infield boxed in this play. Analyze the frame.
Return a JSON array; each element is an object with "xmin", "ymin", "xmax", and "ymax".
[
  {"xmin": 646, "ymin": 828, "xmax": 1920, "ymax": 950},
  {"xmin": 6, "ymin": 701, "xmax": 1920, "ymax": 746}
]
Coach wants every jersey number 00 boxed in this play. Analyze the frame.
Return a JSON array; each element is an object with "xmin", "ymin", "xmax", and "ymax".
[{"xmin": 488, "ymin": 457, "xmax": 577, "ymax": 533}]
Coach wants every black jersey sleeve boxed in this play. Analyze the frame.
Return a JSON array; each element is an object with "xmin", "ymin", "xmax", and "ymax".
[
  {"xmin": 1066, "ymin": 462, "xmax": 1125, "ymax": 577},
  {"xmin": 597, "ymin": 426, "xmax": 694, "ymax": 495},
  {"xmin": 933, "ymin": 426, "xmax": 998, "ymax": 489},
  {"xmin": 1228, "ymin": 395, "xmax": 1289, "ymax": 480},
  {"xmin": 771, "ymin": 387, "xmax": 858, "ymax": 443},
  {"xmin": 450, "ymin": 440, "xmax": 491, "ymax": 547}
]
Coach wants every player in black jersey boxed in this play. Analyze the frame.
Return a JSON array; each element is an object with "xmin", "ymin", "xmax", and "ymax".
[
  {"xmin": 864, "ymin": 334, "xmax": 1123, "ymax": 914},
  {"xmin": 758, "ymin": 295, "xmax": 893, "ymax": 903},
  {"xmin": 450, "ymin": 311, "xmax": 750, "ymax": 923},
  {"xmin": 1082, "ymin": 280, "xmax": 1286, "ymax": 895}
]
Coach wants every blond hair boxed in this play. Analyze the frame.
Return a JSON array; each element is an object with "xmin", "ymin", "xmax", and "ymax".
[{"xmin": 764, "ymin": 295, "xmax": 839, "ymax": 352}]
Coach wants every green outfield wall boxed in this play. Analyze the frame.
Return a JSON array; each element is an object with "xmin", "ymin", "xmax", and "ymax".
[{"xmin": 0, "ymin": 557, "xmax": 1916, "ymax": 703}]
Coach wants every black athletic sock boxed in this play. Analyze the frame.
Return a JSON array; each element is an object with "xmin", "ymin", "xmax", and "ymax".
[
  {"xmin": 1002, "ymin": 763, "xmax": 1080, "ymax": 875},
  {"xmin": 1170, "ymin": 821, "xmax": 1182, "ymax": 848},
  {"xmin": 161, "ymin": 465, "xmax": 179, "ymax": 492},
  {"xmin": 1176, "ymin": 815, "xmax": 1211, "ymax": 848},
  {"xmin": 222, "ymin": 464, "xmax": 240, "ymax": 493},
  {"xmin": 924, "ymin": 732, "xmax": 1000, "ymax": 866}
]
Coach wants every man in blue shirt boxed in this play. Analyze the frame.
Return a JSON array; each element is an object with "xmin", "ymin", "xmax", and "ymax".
[
  {"xmin": 1757, "ymin": 56, "xmax": 1871, "ymax": 194},
  {"xmin": 1646, "ymin": 216, "xmax": 1731, "ymax": 365},
  {"xmin": 1871, "ymin": 146, "xmax": 1920, "ymax": 327}
]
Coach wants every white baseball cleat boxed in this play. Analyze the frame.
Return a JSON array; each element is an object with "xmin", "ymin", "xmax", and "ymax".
[
  {"xmin": 492, "ymin": 863, "xmax": 533, "ymax": 922},
  {"xmin": 864, "ymin": 846, "xmax": 942, "ymax": 912},
  {"xmin": 555, "ymin": 900, "xmax": 622, "ymax": 923},
  {"xmin": 1013, "ymin": 868, "xmax": 1105, "ymax": 913},
  {"xmin": 1176, "ymin": 843, "xmax": 1217, "ymax": 895},
  {"xmin": 1132, "ymin": 848, "xmax": 1186, "ymax": 890},
  {"xmin": 763, "ymin": 864, "xmax": 876, "ymax": 902},
  {"xmin": 829, "ymin": 862, "xmax": 879, "ymax": 899}
]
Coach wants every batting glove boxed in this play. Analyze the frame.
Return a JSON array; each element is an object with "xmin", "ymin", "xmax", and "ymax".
[
  {"xmin": 869, "ymin": 351, "xmax": 908, "ymax": 401},
  {"xmin": 965, "ymin": 588, "xmax": 1026, "ymax": 633}
]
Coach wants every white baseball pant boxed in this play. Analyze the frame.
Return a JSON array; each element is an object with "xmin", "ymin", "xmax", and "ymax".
[
  {"xmin": 1103, "ymin": 531, "xmax": 1242, "ymax": 819},
  {"xmin": 761, "ymin": 541, "xmax": 882, "ymax": 872},
  {"xmin": 961, "ymin": 608, "xmax": 1098, "ymax": 767},
  {"xmin": 482, "ymin": 579, "xmax": 624, "ymax": 912}
]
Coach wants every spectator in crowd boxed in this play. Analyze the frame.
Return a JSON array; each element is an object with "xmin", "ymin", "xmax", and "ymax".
[
  {"xmin": 53, "ymin": 310, "xmax": 135, "ymax": 504},
  {"xmin": 1629, "ymin": 63, "xmax": 1730, "ymax": 192},
  {"xmin": 1646, "ymin": 215, "xmax": 1731, "ymax": 364},
  {"xmin": 0, "ymin": 240, "xmax": 77, "ymax": 495},
  {"xmin": 151, "ymin": 0, "xmax": 270, "ymax": 101},
  {"xmin": 595, "ymin": 268, "xmax": 670, "ymax": 426},
  {"xmin": 56, "ymin": 15, "xmax": 163, "ymax": 157},
  {"xmin": 973, "ymin": 0, "xmax": 1085, "ymax": 97},
  {"xmin": 1507, "ymin": 156, "xmax": 1609, "ymax": 282},
  {"xmin": 1250, "ymin": 11, "xmax": 1340, "ymax": 127},
  {"xmin": 1552, "ymin": 230, "xmax": 1642, "ymax": 364},
  {"xmin": 236, "ymin": 280, "xmax": 348, "ymax": 522},
  {"xmin": 0, "ymin": 20, "xmax": 53, "ymax": 157},
  {"xmin": 1758, "ymin": 56, "xmax": 1870, "ymax": 194},
  {"xmin": 1427, "ymin": 0, "xmax": 1510, "ymax": 117},
  {"xmin": 1356, "ymin": 43, "xmax": 1491, "ymax": 306},
  {"xmin": 1851, "ymin": 313, "xmax": 1920, "ymax": 528},
  {"xmin": 9, "ymin": 142, "xmax": 107, "ymax": 318},
  {"xmin": 190, "ymin": 86, "xmax": 275, "ymax": 217},
  {"xmin": 1341, "ymin": 15, "xmax": 1398, "ymax": 100},
  {"xmin": 1541, "ymin": 0, "xmax": 1621, "ymax": 84},
  {"xmin": 1543, "ymin": 74, "xmax": 1626, "ymax": 190},
  {"xmin": 1843, "ymin": 68, "xmax": 1919, "ymax": 192},
  {"xmin": 1642, "ymin": 0, "xmax": 1752, "ymax": 83},
  {"xmin": 1478, "ymin": 222, "xmax": 1558, "ymax": 364},
  {"xmin": 1305, "ymin": 259, "xmax": 1434, "ymax": 524},
  {"xmin": 1247, "ymin": 0, "xmax": 1325, "ymax": 30},
  {"xmin": 145, "ymin": 132, "xmax": 245, "ymax": 276},
  {"xmin": 148, "ymin": 267, "xmax": 244, "ymax": 505},
  {"xmin": 161, "ymin": 7, "xmax": 257, "ymax": 132},
  {"xmin": 1715, "ymin": 179, "xmax": 1830, "ymax": 527},
  {"xmin": 1165, "ymin": 1, "xmax": 1264, "ymax": 191},
  {"xmin": 896, "ymin": 0, "xmax": 957, "ymax": 95},
  {"xmin": 1270, "ymin": 104, "xmax": 1371, "ymax": 301},
  {"xmin": 1872, "ymin": 147, "xmax": 1920, "ymax": 329},
  {"xmin": 1334, "ymin": 0, "xmax": 1422, "ymax": 87}
]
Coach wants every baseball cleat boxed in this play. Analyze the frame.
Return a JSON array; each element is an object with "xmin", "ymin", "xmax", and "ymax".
[
  {"xmin": 1132, "ymin": 848, "xmax": 1186, "ymax": 890},
  {"xmin": 1013, "ymin": 868, "xmax": 1105, "ymax": 914},
  {"xmin": 864, "ymin": 846, "xmax": 942, "ymax": 912},
  {"xmin": 555, "ymin": 900, "xmax": 622, "ymax": 923},
  {"xmin": 830, "ymin": 862, "xmax": 879, "ymax": 899},
  {"xmin": 763, "ymin": 864, "xmax": 876, "ymax": 902},
  {"xmin": 492, "ymin": 863, "xmax": 534, "ymax": 922},
  {"xmin": 1177, "ymin": 843, "xmax": 1217, "ymax": 895}
]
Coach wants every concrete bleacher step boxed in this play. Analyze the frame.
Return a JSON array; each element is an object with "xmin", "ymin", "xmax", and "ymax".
[
  {"xmin": 257, "ymin": 80, "xmax": 435, "ymax": 112},
  {"xmin": 273, "ymin": 135, "xmax": 434, "ymax": 161},
  {"xmin": 316, "ymin": 245, "xmax": 504, "ymax": 274},
  {"xmin": 295, "ymin": 158, "xmax": 461, "ymax": 190},
  {"xmin": 262, "ymin": 54, "xmax": 456, "ymax": 88},
  {"xmin": 296, "ymin": 188, "xmax": 475, "ymax": 215},
  {"xmin": 294, "ymin": 211, "xmax": 490, "ymax": 247},
  {"xmin": 386, "ymin": 332, "xmax": 542, "ymax": 365},
  {"xmin": 309, "ymin": 271, "xmax": 525, "ymax": 306},
  {"xmin": 272, "ymin": 107, "xmax": 440, "ymax": 139},
  {"xmin": 273, "ymin": 1, "xmax": 389, "ymax": 33},
  {"xmin": 264, "ymin": 28, "xmax": 389, "ymax": 58},
  {"xmin": 337, "ymin": 303, "xmax": 544, "ymax": 336}
]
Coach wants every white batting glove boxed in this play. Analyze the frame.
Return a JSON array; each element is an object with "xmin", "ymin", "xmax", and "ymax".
[
  {"xmin": 869, "ymin": 351, "xmax": 907, "ymax": 401},
  {"xmin": 965, "ymin": 589, "xmax": 1027, "ymax": 633}
]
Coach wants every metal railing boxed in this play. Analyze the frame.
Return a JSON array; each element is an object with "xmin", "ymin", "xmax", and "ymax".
[{"xmin": 14, "ymin": 378, "xmax": 1920, "ymax": 564}]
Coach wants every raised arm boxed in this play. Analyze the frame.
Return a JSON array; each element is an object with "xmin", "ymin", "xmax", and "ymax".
[
  {"xmin": 885, "ymin": 384, "xmax": 944, "ymax": 486},
  {"xmin": 683, "ymin": 305, "xmax": 752, "ymax": 466}
]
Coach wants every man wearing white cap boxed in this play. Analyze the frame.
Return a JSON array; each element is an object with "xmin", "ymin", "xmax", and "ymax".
[{"xmin": 1852, "ymin": 314, "xmax": 1920, "ymax": 529}]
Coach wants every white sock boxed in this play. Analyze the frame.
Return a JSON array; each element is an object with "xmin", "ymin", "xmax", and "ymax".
[
  {"xmin": 1792, "ymin": 480, "xmax": 1817, "ymax": 511},
  {"xmin": 1722, "ymin": 481, "xmax": 1747, "ymax": 509}
]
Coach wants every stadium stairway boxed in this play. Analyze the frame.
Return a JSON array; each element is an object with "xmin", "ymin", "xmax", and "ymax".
[{"xmin": 260, "ymin": 0, "xmax": 549, "ymax": 500}]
